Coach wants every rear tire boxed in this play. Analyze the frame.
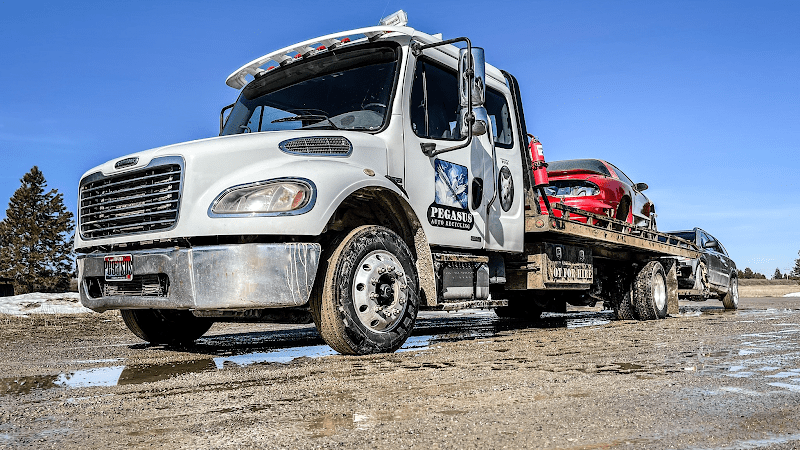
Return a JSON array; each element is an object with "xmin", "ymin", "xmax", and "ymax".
[
  {"xmin": 310, "ymin": 225, "xmax": 419, "ymax": 355},
  {"xmin": 120, "ymin": 309, "xmax": 213, "ymax": 345},
  {"xmin": 633, "ymin": 261, "xmax": 668, "ymax": 320},
  {"xmin": 722, "ymin": 276, "xmax": 739, "ymax": 310},
  {"xmin": 614, "ymin": 286, "xmax": 638, "ymax": 320}
]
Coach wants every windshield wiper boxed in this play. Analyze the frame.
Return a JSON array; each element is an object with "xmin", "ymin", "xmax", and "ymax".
[{"xmin": 271, "ymin": 114, "xmax": 339, "ymax": 130}]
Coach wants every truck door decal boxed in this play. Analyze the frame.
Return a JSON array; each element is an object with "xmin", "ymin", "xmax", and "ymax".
[
  {"xmin": 428, "ymin": 159, "xmax": 474, "ymax": 230},
  {"xmin": 498, "ymin": 165, "xmax": 514, "ymax": 212}
]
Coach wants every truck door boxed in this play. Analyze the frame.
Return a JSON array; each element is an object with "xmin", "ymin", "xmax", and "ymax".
[
  {"xmin": 404, "ymin": 56, "xmax": 490, "ymax": 250},
  {"xmin": 484, "ymin": 88, "xmax": 524, "ymax": 252}
]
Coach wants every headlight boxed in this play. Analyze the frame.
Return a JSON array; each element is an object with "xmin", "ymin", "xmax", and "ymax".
[{"xmin": 210, "ymin": 179, "xmax": 314, "ymax": 215}]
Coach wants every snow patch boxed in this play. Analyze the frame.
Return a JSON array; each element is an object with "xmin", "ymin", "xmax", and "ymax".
[
  {"xmin": 783, "ymin": 292, "xmax": 800, "ymax": 297},
  {"xmin": 0, "ymin": 292, "xmax": 91, "ymax": 316}
]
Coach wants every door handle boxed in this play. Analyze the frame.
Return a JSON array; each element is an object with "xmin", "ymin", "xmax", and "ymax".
[{"xmin": 471, "ymin": 178, "xmax": 483, "ymax": 210}]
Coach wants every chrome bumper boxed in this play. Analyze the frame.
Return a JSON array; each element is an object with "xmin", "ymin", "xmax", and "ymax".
[{"xmin": 77, "ymin": 243, "xmax": 321, "ymax": 312}]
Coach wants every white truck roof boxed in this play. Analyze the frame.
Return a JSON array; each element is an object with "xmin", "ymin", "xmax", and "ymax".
[{"xmin": 226, "ymin": 25, "xmax": 507, "ymax": 90}]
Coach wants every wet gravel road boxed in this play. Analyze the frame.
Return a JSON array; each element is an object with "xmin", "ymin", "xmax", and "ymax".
[{"xmin": 3, "ymin": 297, "xmax": 800, "ymax": 449}]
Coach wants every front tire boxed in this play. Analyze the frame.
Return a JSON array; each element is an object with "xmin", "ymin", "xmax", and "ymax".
[
  {"xmin": 722, "ymin": 276, "xmax": 739, "ymax": 310},
  {"xmin": 310, "ymin": 225, "xmax": 419, "ymax": 355},
  {"xmin": 120, "ymin": 309, "xmax": 213, "ymax": 345},
  {"xmin": 633, "ymin": 261, "xmax": 668, "ymax": 320}
]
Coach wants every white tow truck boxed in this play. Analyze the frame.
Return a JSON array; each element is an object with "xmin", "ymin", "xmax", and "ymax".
[{"xmin": 75, "ymin": 11, "xmax": 735, "ymax": 355}]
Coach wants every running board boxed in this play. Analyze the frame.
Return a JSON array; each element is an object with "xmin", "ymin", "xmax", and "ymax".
[{"xmin": 429, "ymin": 299, "xmax": 508, "ymax": 311}]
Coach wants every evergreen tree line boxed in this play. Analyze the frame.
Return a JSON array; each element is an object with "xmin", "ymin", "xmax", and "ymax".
[
  {"xmin": 745, "ymin": 252, "xmax": 800, "ymax": 281},
  {"xmin": 0, "ymin": 167, "xmax": 75, "ymax": 294},
  {"xmin": 770, "ymin": 255, "xmax": 800, "ymax": 281}
]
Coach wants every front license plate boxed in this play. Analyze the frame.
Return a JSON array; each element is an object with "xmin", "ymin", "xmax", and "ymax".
[{"xmin": 104, "ymin": 255, "xmax": 133, "ymax": 281}]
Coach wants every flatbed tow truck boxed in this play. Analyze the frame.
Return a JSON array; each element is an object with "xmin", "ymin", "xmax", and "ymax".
[{"xmin": 75, "ymin": 11, "xmax": 733, "ymax": 355}]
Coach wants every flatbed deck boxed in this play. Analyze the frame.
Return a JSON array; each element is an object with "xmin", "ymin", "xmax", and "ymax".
[{"xmin": 524, "ymin": 204, "xmax": 700, "ymax": 261}]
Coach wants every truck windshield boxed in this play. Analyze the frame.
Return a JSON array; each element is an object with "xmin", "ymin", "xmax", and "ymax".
[{"xmin": 221, "ymin": 43, "xmax": 399, "ymax": 135}]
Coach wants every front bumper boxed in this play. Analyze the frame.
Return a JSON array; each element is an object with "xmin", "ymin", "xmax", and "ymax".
[{"xmin": 77, "ymin": 243, "xmax": 321, "ymax": 312}]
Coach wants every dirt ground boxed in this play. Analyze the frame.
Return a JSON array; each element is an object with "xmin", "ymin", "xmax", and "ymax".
[{"xmin": 3, "ymin": 297, "xmax": 800, "ymax": 449}]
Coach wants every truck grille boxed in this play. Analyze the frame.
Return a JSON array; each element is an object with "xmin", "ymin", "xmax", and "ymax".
[
  {"xmin": 79, "ymin": 157, "xmax": 183, "ymax": 239},
  {"xmin": 279, "ymin": 136, "xmax": 352, "ymax": 156}
]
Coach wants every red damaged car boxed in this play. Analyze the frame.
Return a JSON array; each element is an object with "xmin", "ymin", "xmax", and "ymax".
[{"xmin": 540, "ymin": 159, "xmax": 656, "ymax": 230}]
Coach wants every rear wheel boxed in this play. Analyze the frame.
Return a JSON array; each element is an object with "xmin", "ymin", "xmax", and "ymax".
[
  {"xmin": 310, "ymin": 225, "xmax": 419, "ymax": 355},
  {"xmin": 614, "ymin": 286, "xmax": 638, "ymax": 320},
  {"xmin": 633, "ymin": 261, "xmax": 668, "ymax": 320},
  {"xmin": 722, "ymin": 276, "xmax": 739, "ymax": 310},
  {"xmin": 120, "ymin": 309, "xmax": 213, "ymax": 345}
]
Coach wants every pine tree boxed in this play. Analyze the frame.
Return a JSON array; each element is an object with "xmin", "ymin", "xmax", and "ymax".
[
  {"xmin": 0, "ymin": 167, "xmax": 75, "ymax": 294},
  {"xmin": 793, "ymin": 251, "xmax": 800, "ymax": 278},
  {"xmin": 774, "ymin": 268, "xmax": 782, "ymax": 280}
]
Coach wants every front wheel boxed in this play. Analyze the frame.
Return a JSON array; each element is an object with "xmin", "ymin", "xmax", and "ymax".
[
  {"xmin": 120, "ymin": 309, "xmax": 213, "ymax": 345},
  {"xmin": 722, "ymin": 276, "xmax": 739, "ymax": 310},
  {"xmin": 310, "ymin": 225, "xmax": 420, "ymax": 355},
  {"xmin": 633, "ymin": 261, "xmax": 668, "ymax": 320}
]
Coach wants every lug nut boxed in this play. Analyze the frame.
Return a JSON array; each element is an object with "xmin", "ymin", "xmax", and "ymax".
[
  {"xmin": 369, "ymin": 293, "xmax": 378, "ymax": 299},
  {"xmin": 378, "ymin": 267, "xmax": 386, "ymax": 274},
  {"xmin": 371, "ymin": 277, "xmax": 379, "ymax": 285}
]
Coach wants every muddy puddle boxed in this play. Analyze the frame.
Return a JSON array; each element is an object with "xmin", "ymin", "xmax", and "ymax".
[
  {"xmin": 15, "ymin": 307, "xmax": 794, "ymax": 397},
  {"xmin": 0, "ymin": 309, "xmax": 618, "ymax": 396},
  {"xmin": 562, "ymin": 308, "xmax": 800, "ymax": 393}
]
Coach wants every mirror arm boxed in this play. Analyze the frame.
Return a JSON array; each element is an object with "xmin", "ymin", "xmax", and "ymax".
[
  {"xmin": 420, "ymin": 130, "xmax": 474, "ymax": 158},
  {"xmin": 219, "ymin": 103, "xmax": 235, "ymax": 135},
  {"xmin": 412, "ymin": 37, "xmax": 474, "ymax": 158}
]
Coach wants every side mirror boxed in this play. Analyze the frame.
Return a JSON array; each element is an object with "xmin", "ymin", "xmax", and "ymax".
[
  {"xmin": 458, "ymin": 47, "xmax": 487, "ymax": 137},
  {"xmin": 411, "ymin": 36, "xmax": 482, "ymax": 157},
  {"xmin": 703, "ymin": 239, "xmax": 718, "ymax": 249},
  {"xmin": 634, "ymin": 182, "xmax": 649, "ymax": 192}
]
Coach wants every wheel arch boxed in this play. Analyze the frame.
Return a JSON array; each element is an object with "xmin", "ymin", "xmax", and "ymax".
[{"xmin": 319, "ymin": 186, "xmax": 437, "ymax": 307}]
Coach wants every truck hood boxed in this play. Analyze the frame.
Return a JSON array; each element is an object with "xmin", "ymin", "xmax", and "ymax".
[
  {"xmin": 79, "ymin": 130, "xmax": 388, "ymax": 181},
  {"xmin": 75, "ymin": 130, "xmax": 395, "ymax": 249}
]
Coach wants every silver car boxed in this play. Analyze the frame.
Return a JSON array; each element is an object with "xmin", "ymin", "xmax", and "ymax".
[{"xmin": 667, "ymin": 227, "xmax": 739, "ymax": 309}]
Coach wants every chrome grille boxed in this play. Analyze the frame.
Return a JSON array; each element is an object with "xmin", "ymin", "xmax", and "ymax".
[
  {"xmin": 279, "ymin": 136, "xmax": 352, "ymax": 156},
  {"xmin": 80, "ymin": 157, "xmax": 183, "ymax": 239}
]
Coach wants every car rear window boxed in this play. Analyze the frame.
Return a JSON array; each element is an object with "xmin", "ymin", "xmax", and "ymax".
[{"xmin": 547, "ymin": 159, "xmax": 611, "ymax": 176}]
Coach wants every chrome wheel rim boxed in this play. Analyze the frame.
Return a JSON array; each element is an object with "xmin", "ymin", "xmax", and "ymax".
[
  {"xmin": 731, "ymin": 278, "xmax": 739, "ymax": 307},
  {"xmin": 653, "ymin": 272, "xmax": 667, "ymax": 312},
  {"xmin": 352, "ymin": 250, "xmax": 408, "ymax": 332}
]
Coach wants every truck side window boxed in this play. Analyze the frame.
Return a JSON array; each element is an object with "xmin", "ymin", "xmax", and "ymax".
[
  {"xmin": 486, "ymin": 89, "xmax": 514, "ymax": 149},
  {"xmin": 410, "ymin": 59, "xmax": 461, "ymax": 140}
]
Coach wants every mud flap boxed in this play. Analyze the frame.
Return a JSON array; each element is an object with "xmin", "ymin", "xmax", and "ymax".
[{"xmin": 661, "ymin": 258, "xmax": 679, "ymax": 315}]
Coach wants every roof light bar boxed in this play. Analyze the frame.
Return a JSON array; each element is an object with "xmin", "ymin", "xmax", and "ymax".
[
  {"xmin": 379, "ymin": 10, "xmax": 408, "ymax": 27},
  {"xmin": 225, "ymin": 25, "xmax": 412, "ymax": 89}
]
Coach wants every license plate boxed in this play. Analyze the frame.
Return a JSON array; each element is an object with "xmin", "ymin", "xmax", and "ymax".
[{"xmin": 104, "ymin": 255, "xmax": 133, "ymax": 281}]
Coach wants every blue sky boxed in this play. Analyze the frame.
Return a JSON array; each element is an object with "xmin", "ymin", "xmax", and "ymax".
[{"xmin": 1, "ymin": 0, "xmax": 798, "ymax": 276}]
